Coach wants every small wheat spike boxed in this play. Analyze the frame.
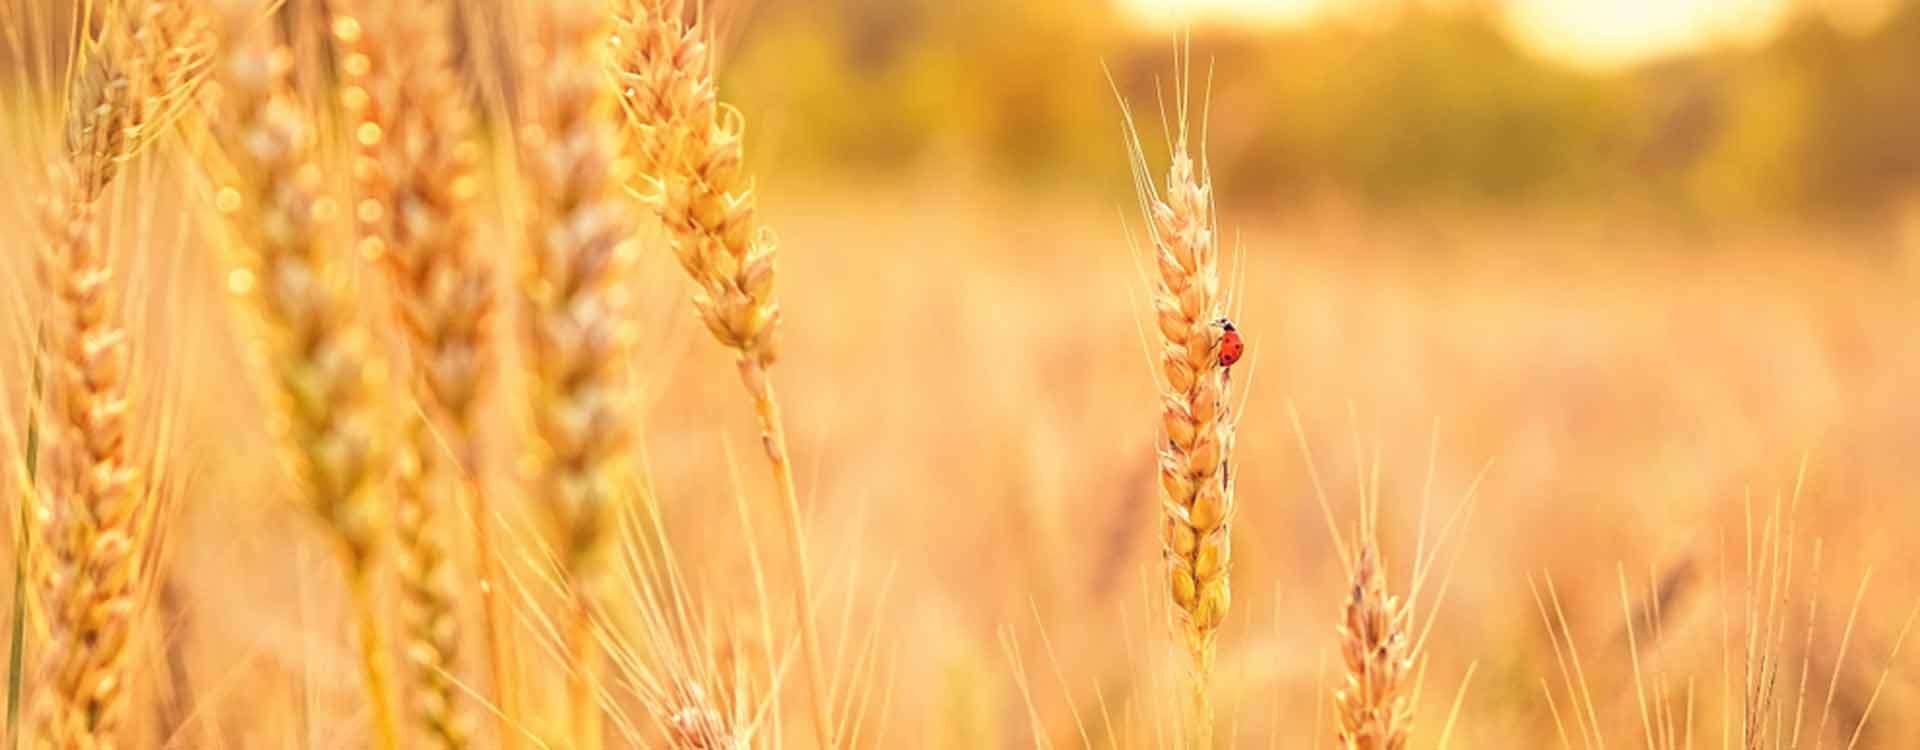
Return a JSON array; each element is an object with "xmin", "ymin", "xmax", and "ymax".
[
  {"xmin": 518, "ymin": 1, "xmax": 639, "ymax": 747},
  {"xmin": 332, "ymin": 0, "xmax": 494, "ymax": 745},
  {"xmin": 1118, "ymin": 52, "xmax": 1237, "ymax": 748},
  {"xmin": 199, "ymin": 3, "xmax": 401, "ymax": 748},
  {"xmin": 28, "ymin": 0, "xmax": 212, "ymax": 747},
  {"xmin": 1328, "ymin": 431, "xmax": 1416, "ymax": 750},
  {"xmin": 1335, "ymin": 545, "xmax": 1414, "ymax": 750},
  {"xmin": 612, "ymin": 3, "xmax": 835, "ymax": 747}
]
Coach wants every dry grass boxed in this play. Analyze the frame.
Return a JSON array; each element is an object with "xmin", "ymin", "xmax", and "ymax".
[{"xmin": 1536, "ymin": 475, "xmax": 1920, "ymax": 750}]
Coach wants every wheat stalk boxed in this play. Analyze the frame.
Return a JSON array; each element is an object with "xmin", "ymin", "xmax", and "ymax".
[
  {"xmin": 1118, "ymin": 68, "xmax": 1236, "ymax": 747},
  {"xmin": 27, "ymin": 1, "xmax": 211, "ymax": 747},
  {"xmin": 513, "ymin": 2, "xmax": 641, "ymax": 747},
  {"xmin": 197, "ymin": 5, "xmax": 406, "ymax": 748},
  {"xmin": 329, "ymin": 0, "xmax": 500, "ymax": 745},
  {"xmin": 612, "ymin": 4, "xmax": 835, "ymax": 746}
]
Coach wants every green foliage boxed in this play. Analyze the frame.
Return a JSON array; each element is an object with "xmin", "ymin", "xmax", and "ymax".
[{"xmin": 7, "ymin": 339, "xmax": 37, "ymax": 750}]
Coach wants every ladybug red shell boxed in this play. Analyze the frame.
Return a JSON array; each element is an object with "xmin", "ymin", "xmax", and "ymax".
[{"xmin": 1215, "ymin": 319, "xmax": 1244, "ymax": 367}]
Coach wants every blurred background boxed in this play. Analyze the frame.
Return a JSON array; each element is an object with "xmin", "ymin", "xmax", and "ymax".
[
  {"xmin": 4, "ymin": 0, "xmax": 1919, "ymax": 747},
  {"xmin": 682, "ymin": 0, "xmax": 1920, "ymax": 746},
  {"xmin": 721, "ymin": 0, "xmax": 1920, "ymax": 220},
  {"xmin": 624, "ymin": 0, "xmax": 1920, "ymax": 746}
]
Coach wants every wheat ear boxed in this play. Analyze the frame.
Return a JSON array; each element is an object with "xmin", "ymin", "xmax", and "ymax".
[
  {"xmin": 28, "ymin": 1, "xmax": 211, "ymax": 747},
  {"xmin": 330, "ymin": 1, "xmax": 498, "ymax": 745},
  {"xmin": 516, "ymin": 2, "xmax": 640, "ymax": 747},
  {"xmin": 198, "ymin": 6, "xmax": 404, "ymax": 748},
  {"xmin": 1335, "ymin": 545, "xmax": 1413, "ymax": 750},
  {"xmin": 613, "ymin": 4, "xmax": 835, "ymax": 746},
  {"xmin": 1120, "ymin": 76, "xmax": 1236, "ymax": 747}
]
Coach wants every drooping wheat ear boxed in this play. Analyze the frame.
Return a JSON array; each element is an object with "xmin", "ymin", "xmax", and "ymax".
[
  {"xmin": 28, "ymin": 2, "xmax": 212, "ymax": 747},
  {"xmin": 615, "ymin": 1, "xmax": 782, "ymax": 365},
  {"xmin": 516, "ymin": 2, "xmax": 639, "ymax": 747},
  {"xmin": 1120, "ymin": 75, "xmax": 1235, "ymax": 747},
  {"xmin": 1335, "ymin": 545, "xmax": 1413, "ymax": 750},
  {"xmin": 612, "ymin": 4, "xmax": 835, "ymax": 747},
  {"xmin": 332, "ymin": 1, "xmax": 492, "ymax": 746},
  {"xmin": 198, "ymin": 6, "xmax": 401, "ymax": 749}
]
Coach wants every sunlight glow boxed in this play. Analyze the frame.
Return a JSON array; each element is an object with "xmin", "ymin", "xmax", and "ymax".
[
  {"xmin": 1812, "ymin": 0, "xmax": 1908, "ymax": 35},
  {"xmin": 1118, "ymin": 0, "xmax": 1881, "ymax": 71},
  {"xmin": 1122, "ymin": 0, "xmax": 1330, "ymax": 28},
  {"xmin": 1502, "ymin": 0, "xmax": 1796, "ymax": 69}
]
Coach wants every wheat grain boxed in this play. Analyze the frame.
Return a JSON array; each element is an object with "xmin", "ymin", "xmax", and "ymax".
[
  {"xmin": 612, "ymin": 4, "xmax": 834, "ymax": 746},
  {"xmin": 331, "ymin": 0, "xmax": 495, "ymax": 745},
  {"xmin": 27, "ymin": 1, "xmax": 211, "ymax": 747},
  {"xmin": 515, "ymin": 2, "xmax": 640, "ymax": 747}
]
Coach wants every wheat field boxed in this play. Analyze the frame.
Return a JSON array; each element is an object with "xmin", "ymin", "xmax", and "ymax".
[{"xmin": 1, "ymin": 0, "xmax": 1918, "ymax": 748}]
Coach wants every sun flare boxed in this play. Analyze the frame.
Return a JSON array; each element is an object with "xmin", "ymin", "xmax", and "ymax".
[{"xmin": 1121, "ymin": 0, "xmax": 1829, "ymax": 69}]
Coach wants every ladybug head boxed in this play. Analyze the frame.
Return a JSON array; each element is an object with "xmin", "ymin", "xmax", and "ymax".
[{"xmin": 1212, "ymin": 317, "xmax": 1237, "ymax": 332}]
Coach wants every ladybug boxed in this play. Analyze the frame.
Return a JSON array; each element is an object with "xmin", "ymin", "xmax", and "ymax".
[{"xmin": 1214, "ymin": 318, "xmax": 1244, "ymax": 368}]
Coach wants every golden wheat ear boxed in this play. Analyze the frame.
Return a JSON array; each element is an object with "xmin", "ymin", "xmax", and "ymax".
[
  {"xmin": 1334, "ymin": 545, "xmax": 1414, "ymax": 750},
  {"xmin": 599, "ymin": 477, "xmax": 775, "ymax": 750},
  {"xmin": 613, "ymin": 2, "xmax": 835, "ymax": 747},
  {"xmin": 330, "ymin": 0, "xmax": 499, "ymax": 744},
  {"xmin": 27, "ymin": 1, "xmax": 213, "ymax": 746},
  {"xmin": 1296, "ymin": 417, "xmax": 1482, "ymax": 750},
  {"xmin": 1114, "ymin": 50, "xmax": 1237, "ymax": 748},
  {"xmin": 511, "ymin": 1, "xmax": 641, "ymax": 747},
  {"xmin": 197, "ymin": 1, "xmax": 407, "ymax": 747}
]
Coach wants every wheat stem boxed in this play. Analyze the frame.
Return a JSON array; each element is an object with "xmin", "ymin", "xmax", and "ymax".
[
  {"xmin": 740, "ymin": 359, "xmax": 832, "ymax": 747},
  {"xmin": 566, "ymin": 592, "xmax": 604, "ymax": 750},
  {"xmin": 462, "ymin": 476, "xmax": 516, "ymax": 750},
  {"xmin": 347, "ymin": 563, "xmax": 402, "ymax": 750}
]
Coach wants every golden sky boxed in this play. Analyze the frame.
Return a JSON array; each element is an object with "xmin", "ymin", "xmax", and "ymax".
[
  {"xmin": 1503, "ymin": 0, "xmax": 1795, "ymax": 68},
  {"xmin": 1121, "ymin": 0, "xmax": 1905, "ymax": 69}
]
